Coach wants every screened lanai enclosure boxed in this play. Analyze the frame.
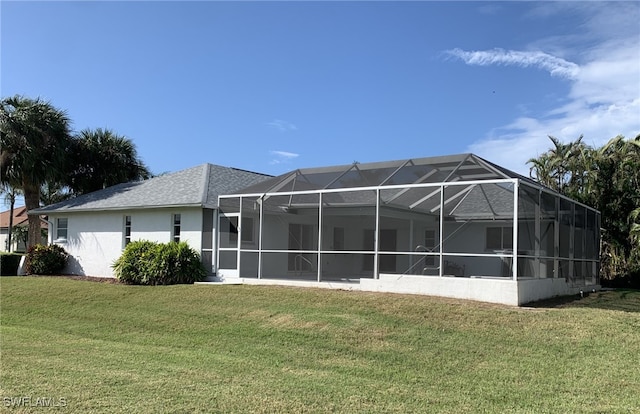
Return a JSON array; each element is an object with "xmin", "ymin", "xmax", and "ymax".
[{"xmin": 216, "ymin": 154, "xmax": 600, "ymax": 305}]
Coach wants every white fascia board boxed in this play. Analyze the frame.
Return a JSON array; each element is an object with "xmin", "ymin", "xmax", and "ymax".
[{"xmin": 29, "ymin": 203, "xmax": 205, "ymax": 215}]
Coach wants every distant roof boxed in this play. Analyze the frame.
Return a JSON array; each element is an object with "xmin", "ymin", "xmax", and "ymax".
[
  {"xmin": 0, "ymin": 206, "xmax": 47, "ymax": 228},
  {"xmin": 30, "ymin": 164, "xmax": 272, "ymax": 214},
  {"xmin": 235, "ymin": 153, "xmax": 536, "ymax": 195}
]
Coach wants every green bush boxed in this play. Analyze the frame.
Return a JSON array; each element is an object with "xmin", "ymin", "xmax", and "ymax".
[
  {"xmin": 25, "ymin": 244, "xmax": 68, "ymax": 275},
  {"xmin": 113, "ymin": 240, "xmax": 206, "ymax": 285},
  {"xmin": 111, "ymin": 240, "xmax": 156, "ymax": 285},
  {"xmin": 0, "ymin": 252, "xmax": 23, "ymax": 276}
]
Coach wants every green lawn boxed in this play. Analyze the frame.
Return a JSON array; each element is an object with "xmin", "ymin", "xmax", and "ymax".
[{"xmin": 1, "ymin": 277, "xmax": 639, "ymax": 413}]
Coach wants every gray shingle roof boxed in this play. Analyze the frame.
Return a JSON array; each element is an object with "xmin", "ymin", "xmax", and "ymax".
[{"xmin": 31, "ymin": 164, "xmax": 272, "ymax": 214}]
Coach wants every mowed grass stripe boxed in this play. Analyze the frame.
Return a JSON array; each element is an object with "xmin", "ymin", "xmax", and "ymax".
[{"xmin": 1, "ymin": 277, "xmax": 639, "ymax": 413}]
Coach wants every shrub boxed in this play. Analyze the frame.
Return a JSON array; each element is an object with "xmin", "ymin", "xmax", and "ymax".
[
  {"xmin": 111, "ymin": 240, "xmax": 156, "ymax": 285},
  {"xmin": 25, "ymin": 244, "xmax": 68, "ymax": 275},
  {"xmin": 0, "ymin": 252, "xmax": 23, "ymax": 276},
  {"xmin": 113, "ymin": 240, "xmax": 206, "ymax": 285}
]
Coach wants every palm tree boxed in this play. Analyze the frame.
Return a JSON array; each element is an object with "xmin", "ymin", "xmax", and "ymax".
[
  {"xmin": 0, "ymin": 95, "xmax": 71, "ymax": 247},
  {"xmin": 67, "ymin": 128, "xmax": 150, "ymax": 194},
  {"xmin": 528, "ymin": 152, "xmax": 555, "ymax": 189},
  {"xmin": 528, "ymin": 135, "xmax": 587, "ymax": 194},
  {"xmin": 598, "ymin": 136, "xmax": 640, "ymax": 238},
  {"xmin": 529, "ymin": 134, "xmax": 640, "ymax": 282},
  {"xmin": 40, "ymin": 180, "xmax": 73, "ymax": 206}
]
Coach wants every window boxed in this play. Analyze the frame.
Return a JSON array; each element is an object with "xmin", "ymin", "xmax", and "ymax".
[
  {"xmin": 241, "ymin": 217, "xmax": 254, "ymax": 243},
  {"xmin": 172, "ymin": 214, "xmax": 181, "ymax": 242},
  {"xmin": 486, "ymin": 226, "xmax": 513, "ymax": 250},
  {"xmin": 56, "ymin": 218, "xmax": 68, "ymax": 240},
  {"xmin": 124, "ymin": 215, "xmax": 132, "ymax": 247}
]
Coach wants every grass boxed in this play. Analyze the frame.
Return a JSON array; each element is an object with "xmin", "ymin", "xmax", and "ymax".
[{"xmin": 1, "ymin": 277, "xmax": 639, "ymax": 413}]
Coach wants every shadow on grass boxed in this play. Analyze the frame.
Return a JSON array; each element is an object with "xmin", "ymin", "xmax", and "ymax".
[{"xmin": 526, "ymin": 289, "xmax": 640, "ymax": 313}]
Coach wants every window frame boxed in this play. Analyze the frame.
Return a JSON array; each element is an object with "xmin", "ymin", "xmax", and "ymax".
[
  {"xmin": 172, "ymin": 213, "xmax": 181, "ymax": 243},
  {"xmin": 123, "ymin": 215, "xmax": 132, "ymax": 247},
  {"xmin": 56, "ymin": 218, "xmax": 68, "ymax": 241},
  {"xmin": 486, "ymin": 226, "xmax": 513, "ymax": 251}
]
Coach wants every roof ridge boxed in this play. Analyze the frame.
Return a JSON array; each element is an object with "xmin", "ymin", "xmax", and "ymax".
[
  {"xmin": 200, "ymin": 163, "xmax": 212, "ymax": 205},
  {"xmin": 229, "ymin": 166, "xmax": 273, "ymax": 177}
]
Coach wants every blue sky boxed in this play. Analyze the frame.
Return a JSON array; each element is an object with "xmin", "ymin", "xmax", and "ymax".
[{"xmin": 2, "ymin": 1, "xmax": 639, "ymax": 209}]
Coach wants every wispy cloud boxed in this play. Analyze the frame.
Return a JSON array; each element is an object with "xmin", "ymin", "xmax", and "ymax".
[
  {"xmin": 269, "ymin": 150, "xmax": 299, "ymax": 165},
  {"xmin": 448, "ymin": 3, "xmax": 639, "ymax": 175},
  {"xmin": 267, "ymin": 119, "xmax": 297, "ymax": 132},
  {"xmin": 446, "ymin": 48, "xmax": 580, "ymax": 79},
  {"xmin": 476, "ymin": 4, "xmax": 503, "ymax": 16}
]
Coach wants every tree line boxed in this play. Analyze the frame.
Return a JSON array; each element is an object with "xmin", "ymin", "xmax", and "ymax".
[
  {"xmin": 1, "ymin": 95, "xmax": 150, "ymax": 249},
  {"xmin": 528, "ymin": 135, "xmax": 640, "ymax": 286}
]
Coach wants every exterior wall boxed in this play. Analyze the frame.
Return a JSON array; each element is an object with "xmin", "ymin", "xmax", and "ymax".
[
  {"xmin": 363, "ymin": 274, "xmax": 520, "ymax": 306},
  {"xmin": 133, "ymin": 208, "xmax": 203, "ymax": 251},
  {"xmin": 230, "ymin": 275, "xmax": 599, "ymax": 306},
  {"xmin": 443, "ymin": 221, "xmax": 492, "ymax": 254},
  {"xmin": 50, "ymin": 207, "xmax": 204, "ymax": 277},
  {"xmin": 517, "ymin": 278, "xmax": 600, "ymax": 304},
  {"xmin": 261, "ymin": 214, "xmax": 290, "ymax": 250},
  {"xmin": 442, "ymin": 221, "xmax": 510, "ymax": 277},
  {"xmin": 360, "ymin": 274, "xmax": 599, "ymax": 306},
  {"xmin": 49, "ymin": 211, "xmax": 126, "ymax": 277}
]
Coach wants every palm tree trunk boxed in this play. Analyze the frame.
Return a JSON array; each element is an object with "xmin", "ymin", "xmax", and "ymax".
[
  {"xmin": 23, "ymin": 181, "xmax": 41, "ymax": 248},
  {"xmin": 7, "ymin": 196, "xmax": 14, "ymax": 251}
]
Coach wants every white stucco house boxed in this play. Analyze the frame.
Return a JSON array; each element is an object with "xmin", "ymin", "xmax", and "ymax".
[
  {"xmin": 30, "ymin": 164, "xmax": 271, "ymax": 277},
  {"xmin": 31, "ymin": 154, "xmax": 600, "ymax": 306}
]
